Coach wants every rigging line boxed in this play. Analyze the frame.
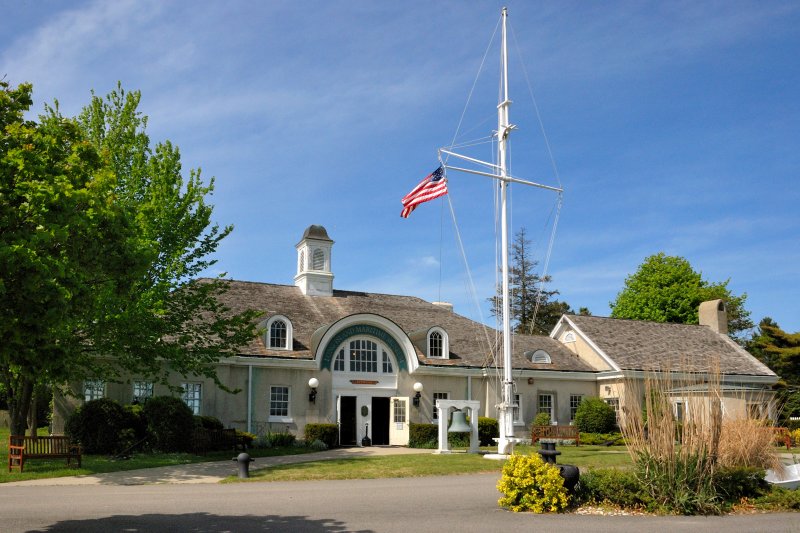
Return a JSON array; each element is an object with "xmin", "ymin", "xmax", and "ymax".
[
  {"xmin": 444, "ymin": 13, "xmax": 502, "ymax": 165},
  {"xmin": 529, "ymin": 192, "xmax": 563, "ymax": 335},
  {"xmin": 445, "ymin": 194, "xmax": 495, "ymax": 362},
  {"xmin": 509, "ymin": 20, "xmax": 563, "ymax": 190}
]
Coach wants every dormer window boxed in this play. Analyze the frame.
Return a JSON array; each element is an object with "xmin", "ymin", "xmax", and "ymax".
[
  {"xmin": 427, "ymin": 327, "xmax": 449, "ymax": 359},
  {"xmin": 264, "ymin": 315, "xmax": 293, "ymax": 350},
  {"xmin": 526, "ymin": 349, "xmax": 551, "ymax": 364}
]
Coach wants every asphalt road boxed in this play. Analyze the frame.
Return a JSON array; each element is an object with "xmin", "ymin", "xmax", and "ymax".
[{"xmin": 2, "ymin": 473, "xmax": 798, "ymax": 532}]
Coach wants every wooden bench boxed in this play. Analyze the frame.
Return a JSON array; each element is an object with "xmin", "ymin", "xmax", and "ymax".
[
  {"xmin": 8, "ymin": 435, "xmax": 82, "ymax": 473},
  {"xmin": 771, "ymin": 427, "xmax": 792, "ymax": 450},
  {"xmin": 531, "ymin": 425, "xmax": 580, "ymax": 446}
]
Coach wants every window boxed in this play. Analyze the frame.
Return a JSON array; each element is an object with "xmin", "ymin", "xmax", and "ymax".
[
  {"xmin": 432, "ymin": 392, "xmax": 449, "ymax": 421},
  {"xmin": 526, "ymin": 350, "xmax": 551, "ymax": 364},
  {"xmin": 569, "ymin": 394, "xmax": 583, "ymax": 421},
  {"xmin": 427, "ymin": 327, "xmax": 448, "ymax": 359},
  {"xmin": 332, "ymin": 338, "xmax": 396, "ymax": 374},
  {"xmin": 182, "ymin": 382, "xmax": 202, "ymax": 415},
  {"xmin": 264, "ymin": 315, "xmax": 292, "ymax": 350},
  {"xmin": 537, "ymin": 394, "xmax": 553, "ymax": 424},
  {"xmin": 349, "ymin": 339, "xmax": 378, "ymax": 372},
  {"xmin": 429, "ymin": 331, "xmax": 442, "ymax": 358},
  {"xmin": 133, "ymin": 381, "xmax": 154, "ymax": 404},
  {"xmin": 562, "ymin": 331, "xmax": 576, "ymax": 343},
  {"xmin": 675, "ymin": 401, "xmax": 685, "ymax": 422},
  {"xmin": 84, "ymin": 379, "xmax": 105, "ymax": 402},
  {"xmin": 513, "ymin": 393, "xmax": 523, "ymax": 424},
  {"xmin": 270, "ymin": 386, "xmax": 290, "ymax": 418},
  {"xmin": 605, "ymin": 398, "xmax": 620, "ymax": 424},
  {"xmin": 393, "ymin": 398, "xmax": 406, "ymax": 423},
  {"xmin": 382, "ymin": 351, "xmax": 393, "ymax": 373},
  {"xmin": 270, "ymin": 320, "xmax": 287, "ymax": 348},
  {"xmin": 312, "ymin": 249, "xmax": 325, "ymax": 270}
]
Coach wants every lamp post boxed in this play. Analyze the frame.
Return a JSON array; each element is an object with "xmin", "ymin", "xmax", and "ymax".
[{"xmin": 413, "ymin": 382, "xmax": 423, "ymax": 407}]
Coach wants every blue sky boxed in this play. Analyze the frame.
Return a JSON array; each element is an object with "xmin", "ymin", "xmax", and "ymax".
[{"xmin": 3, "ymin": 1, "xmax": 798, "ymax": 334}]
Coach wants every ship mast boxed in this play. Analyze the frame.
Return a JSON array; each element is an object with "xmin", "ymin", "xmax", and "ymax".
[{"xmin": 438, "ymin": 7, "xmax": 563, "ymax": 457}]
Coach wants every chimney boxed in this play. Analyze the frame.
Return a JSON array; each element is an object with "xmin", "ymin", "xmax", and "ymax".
[
  {"xmin": 432, "ymin": 301, "xmax": 454, "ymax": 313},
  {"xmin": 699, "ymin": 300, "xmax": 728, "ymax": 335}
]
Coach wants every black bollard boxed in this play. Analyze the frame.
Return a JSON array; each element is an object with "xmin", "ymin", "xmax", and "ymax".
[
  {"xmin": 233, "ymin": 452, "xmax": 254, "ymax": 478},
  {"xmin": 537, "ymin": 441, "xmax": 580, "ymax": 495}
]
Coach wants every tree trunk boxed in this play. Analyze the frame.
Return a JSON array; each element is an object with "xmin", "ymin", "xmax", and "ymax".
[
  {"xmin": 8, "ymin": 377, "xmax": 34, "ymax": 436},
  {"xmin": 28, "ymin": 392, "xmax": 38, "ymax": 437}
]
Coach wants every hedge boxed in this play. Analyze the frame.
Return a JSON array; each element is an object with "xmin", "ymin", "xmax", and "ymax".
[{"xmin": 305, "ymin": 423, "xmax": 339, "ymax": 449}]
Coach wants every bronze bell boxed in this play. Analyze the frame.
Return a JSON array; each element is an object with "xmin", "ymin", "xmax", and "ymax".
[{"xmin": 448, "ymin": 409, "xmax": 471, "ymax": 433}]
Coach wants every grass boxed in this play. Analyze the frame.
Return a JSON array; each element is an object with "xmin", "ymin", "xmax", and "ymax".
[
  {"xmin": 227, "ymin": 445, "xmax": 633, "ymax": 483},
  {"xmin": 0, "ymin": 427, "xmax": 315, "ymax": 484}
]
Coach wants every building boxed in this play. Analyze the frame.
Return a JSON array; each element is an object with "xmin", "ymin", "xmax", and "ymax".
[{"xmin": 54, "ymin": 225, "xmax": 779, "ymax": 444}]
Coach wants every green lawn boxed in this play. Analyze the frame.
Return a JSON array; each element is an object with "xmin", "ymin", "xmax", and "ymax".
[{"xmin": 0, "ymin": 427, "xmax": 314, "ymax": 484}]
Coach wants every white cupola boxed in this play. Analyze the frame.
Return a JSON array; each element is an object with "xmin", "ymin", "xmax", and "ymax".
[{"xmin": 294, "ymin": 224, "xmax": 334, "ymax": 296}]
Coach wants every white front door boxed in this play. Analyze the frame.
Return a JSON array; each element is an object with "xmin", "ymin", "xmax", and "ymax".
[{"xmin": 389, "ymin": 396, "xmax": 410, "ymax": 446}]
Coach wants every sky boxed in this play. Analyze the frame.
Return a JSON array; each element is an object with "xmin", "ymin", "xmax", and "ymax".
[{"xmin": 2, "ymin": 0, "xmax": 799, "ymax": 334}]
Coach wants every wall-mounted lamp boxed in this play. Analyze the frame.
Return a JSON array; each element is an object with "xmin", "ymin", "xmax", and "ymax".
[
  {"xmin": 308, "ymin": 377, "xmax": 319, "ymax": 403},
  {"xmin": 413, "ymin": 382, "xmax": 423, "ymax": 407}
]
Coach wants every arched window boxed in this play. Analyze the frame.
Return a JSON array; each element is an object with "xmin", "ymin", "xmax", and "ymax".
[
  {"xmin": 526, "ymin": 349, "xmax": 551, "ymax": 364},
  {"xmin": 331, "ymin": 338, "xmax": 396, "ymax": 374},
  {"xmin": 264, "ymin": 315, "xmax": 293, "ymax": 350},
  {"xmin": 562, "ymin": 331, "xmax": 576, "ymax": 343},
  {"xmin": 427, "ymin": 328, "xmax": 449, "ymax": 359},
  {"xmin": 312, "ymin": 249, "xmax": 325, "ymax": 270},
  {"xmin": 270, "ymin": 320, "xmax": 287, "ymax": 348}
]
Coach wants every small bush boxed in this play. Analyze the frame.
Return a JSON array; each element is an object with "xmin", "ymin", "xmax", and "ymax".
[
  {"xmin": 409, "ymin": 423, "xmax": 438, "ymax": 448},
  {"xmin": 143, "ymin": 396, "xmax": 195, "ymax": 452},
  {"xmin": 533, "ymin": 412, "xmax": 552, "ymax": 427},
  {"xmin": 195, "ymin": 415, "xmax": 224, "ymax": 430},
  {"xmin": 577, "ymin": 468, "xmax": 651, "ymax": 509},
  {"xmin": 65, "ymin": 398, "xmax": 136, "ymax": 454},
  {"xmin": 713, "ymin": 466, "xmax": 768, "ymax": 503},
  {"xmin": 791, "ymin": 428, "xmax": 800, "ymax": 446},
  {"xmin": 267, "ymin": 431, "xmax": 296, "ymax": 447},
  {"xmin": 753, "ymin": 487, "xmax": 800, "ymax": 510},
  {"xmin": 497, "ymin": 453, "xmax": 570, "ymax": 513},
  {"xmin": 236, "ymin": 430, "xmax": 256, "ymax": 447},
  {"xmin": 579, "ymin": 432, "xmax": 625, "ymax": 445},
  {"xmin": 574, "ymin": 398, "xmax": 616, "ymax": 434},
  {"xmin": 308, "ymin": 439, "xmax": 328, "ymax": 451},
  {"xmin": 478, "ymin": 417, "xmax": 499, "ymax": 446},
  {"xmin": 305, "ymin": 423, "xmax": 339, "ymax": 449}
]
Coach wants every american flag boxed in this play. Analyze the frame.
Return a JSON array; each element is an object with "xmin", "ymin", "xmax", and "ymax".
[{"xmin": 400, "ymin": 166, "xmax": 448, "ymax": 218}]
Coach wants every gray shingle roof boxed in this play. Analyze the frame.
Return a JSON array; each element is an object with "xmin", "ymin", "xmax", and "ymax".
[
  {"xmin": 214, "ymin": 279, "xmax": 594, "ymax": 372},
  {"xmin": 565, "ymin": 314, "xmax": 776, "ymax": 377}
]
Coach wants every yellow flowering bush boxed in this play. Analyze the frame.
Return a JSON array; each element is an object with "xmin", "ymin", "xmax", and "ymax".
[
  {"xmin": 497, "ymin": 453, "xmax": 570, "ymax": 513},
  {"xmin": 792, "ymin": 428, "xmax": 800, "ymax": 447}
]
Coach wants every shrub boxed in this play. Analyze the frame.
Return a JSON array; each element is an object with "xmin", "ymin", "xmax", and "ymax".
[
  {"xmin": 753, "ymin": 487, "xmax": 800, "ymax": 510},
  {"xmin": 574, "ymin": 398, "xmax": 616, "ymax": 433},
  {"xmin": 533, "ymin": 412, "xmax": 551, "ymax": 427},
  {"xmin": 236, "ymin": 430, "xmax": 256, "ymax": 447},
  {"xmin": 478, "ymin": 417, "xmax": 499, "ymax": 446},
  {"xmin": 409, "ymin": 423, "xmax": 438, "ymax": 448},
  {"xmin": 195, "ymin": 415, "xmax": 224, "ymax": 430},
  {"xmin": 579, "ymin": 432, "xmax": 625, "ymax": 445},
  {"xmin": 65, "ymin": 398, "xmax": 136, "ymax": 454},
  {"xmin": 142, "ymin": 396, "xmax": 195, "ymax": 452},
  {"xmin": 305, "ymin": 423, "xmax": 339, "ymax": 449},
  {"xmin": 308, "ymin": 439, "xmax": 328, "ymax": 451},
  {"xmin": 497, "ymin": 453, "xmax": 570, "ymax": 513},
  {"xmin": 577, "ymin": 468, "xmax": 651, "ymax": 509},
  {"xmin": 791, "ymin": 428, "xmax": 800, "ymax": 447},
  {"xmin": 267, "ymin": 431, "xmax": 296, "ymax": 447},
  {"xmin": 713, "ymin": 466, "xmax": 768, "ymax": 503}
]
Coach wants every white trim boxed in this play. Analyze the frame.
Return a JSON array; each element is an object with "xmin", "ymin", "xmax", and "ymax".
[
  {"xmin": 313, "ymin": 313, "xmax": 419, "ymax": 373},
  {"xmin": 264, "ymin": 314, "xmax": 293, "ymax": 351},
  {"xmin": 268, "ymin": 385, "xmax": 293, "ymax": 422},
  {"xmin": 427, "ymin": 327, "xmax": 449, "ymax": 359},
  {"xmin": 552, "ymin": 316, "xmax": 622, "ymax": 372}
]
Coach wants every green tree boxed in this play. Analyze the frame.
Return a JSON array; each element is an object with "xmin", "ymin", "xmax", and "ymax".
[
  {"xmin": 1, "ymin": 81, "xmax": 146, "ymax": 435},
  {"xmin": 1, "ymin": 82, "xmax": 258, "ymax": 435},
  {"xmin": 609, "ymin": 253, "xmax": 753, "ymax": 339},
  {"xmin": 747, "ymin": 318, "xmax": 800, "ymax": 420},
  {"xmin": 489, "ymin": 227, "xmax": 575, "ymax": 335}
]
